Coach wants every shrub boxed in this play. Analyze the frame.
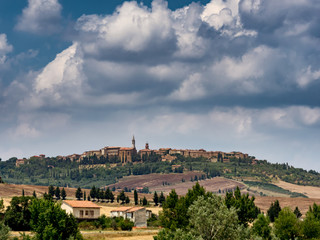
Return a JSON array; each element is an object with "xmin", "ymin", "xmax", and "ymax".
[
  {"xmin": 0, "ymin": 222, "xmax": 10, "ymax": 240},
  {"xmin": 119, "ymin": 219, "xmax": 134, "ymax": 231}
]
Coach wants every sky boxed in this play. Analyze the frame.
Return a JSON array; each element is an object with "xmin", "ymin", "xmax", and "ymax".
[{"xmin": 0, "ymin": 0, "xmax": 320, "ymax": 170}]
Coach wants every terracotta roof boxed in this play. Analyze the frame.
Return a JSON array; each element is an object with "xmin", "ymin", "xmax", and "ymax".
[
  {"xmin": 110, "ymin": 207, "xmax": 132, "ymax": 212},
  {"xmin": 126, "ymin": 207, "xmax": 145, "ymax": 213},
  {"xmin": 63, "ymin": 200, "xmax": 101, "ymax": 208},
  {"xmin": 110, "ymin": 207, "xmax": 145, "ymax": 213},
  {"xmin": 120, "ymin": 147, "xmax": 134, "ymax": 150}
]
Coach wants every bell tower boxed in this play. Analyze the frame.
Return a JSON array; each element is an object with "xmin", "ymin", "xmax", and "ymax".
[{"xmin": 132, "ymin": 135, "xmax": 136, "ymax": 149}]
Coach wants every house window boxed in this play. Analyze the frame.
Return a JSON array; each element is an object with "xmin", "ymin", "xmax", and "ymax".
[
  {"xmin": 80, "ymin": 210, "xmax": 83, "ymax": 217},
  {"xmin": 90, "ymin": 210, "xmax": 94, "ymax": 217},
  {"xmin": 85, "ymin": 210, "xmax": 89, "ymax": 216}
]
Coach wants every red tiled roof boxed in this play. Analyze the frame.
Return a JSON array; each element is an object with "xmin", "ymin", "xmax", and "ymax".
[
  {"xmin": 110, "ymin": 207, "xmax": 145, "ymax": 213},
  {"xmin": 126, "ymin": 207, "xmax": 145, "ymax": 213},
  {"xmin": 120, "ymin": 147, "xmax": 134, "ymax": 150},
  {"xmin": 63, "ymin": 200, "xmax": 101, "ymax": 208},
  {"xmin": 110, "ymin": 207, "xmax": 132, "ymax": 212}
]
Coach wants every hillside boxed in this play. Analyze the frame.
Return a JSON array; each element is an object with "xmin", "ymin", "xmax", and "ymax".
[
  {"xmin": 2, "ymin": 182, "xmax": 320, "ymax": 218},
  {"xmin": 107, "ymin": 173, "xmax": 245, "ymax": 195},
  {"xmin": 1, "ymin": 153, "xmax": 320, "ymax": 193}
]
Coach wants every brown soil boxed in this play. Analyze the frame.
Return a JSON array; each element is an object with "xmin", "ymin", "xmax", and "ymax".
[
  {"xmin": 107, "ymin": 173, "xmax": 245, "ymax": 196},
  {"xmin": 0, "ymin": 183, "xmax": 77, "ymax": 198}
]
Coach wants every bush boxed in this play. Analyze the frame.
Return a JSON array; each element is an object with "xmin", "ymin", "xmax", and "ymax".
[
  {"xmin": 119, "ymin": 219, "xmax": 134, "ymax": 231},
  {"xmin": 97, "ymin": 215, "xmax": 111, "ymax": 229},
  {"xmin": 147, "ymin": 213, "xmax": 160, "ymax": 227},
  {"xmin": 251, "ymin": 214, "xmax": 271, "ymax": 240},
  {"xmin": 274, "ymin": 207, "xmax": 300, "ymax": 240},
  {"xmin": 0, "ymin": 222, "xmax": 10, "ymax": 240},
  {"xmin": 78, "ymin": 221, "xmax": 96, "ymax": 230}
]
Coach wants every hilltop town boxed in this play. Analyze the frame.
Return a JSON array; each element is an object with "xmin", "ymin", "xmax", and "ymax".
[{"xmin": 15, "ymin": 136, "xmax": 251, "ymax": 167}]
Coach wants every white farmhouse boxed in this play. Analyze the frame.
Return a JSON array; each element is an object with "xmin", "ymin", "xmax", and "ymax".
[
  {"xmin": 61, "ymin": 200, "xmax": 101, "ymax": 220},
  {"xmin": 110, "ymin": 206, "xmax": 152, "ymax": 227}
]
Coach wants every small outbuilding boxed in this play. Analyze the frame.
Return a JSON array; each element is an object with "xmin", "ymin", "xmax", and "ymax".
[
  {"xmin": 110, "ymin": 207, "xmax": 151, "ymax": 227},
  {"xmin": 61, "ymin": 200, "xmax": 101, "ymax": 220}
]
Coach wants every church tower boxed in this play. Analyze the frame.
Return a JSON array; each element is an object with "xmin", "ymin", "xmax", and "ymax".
[{"xmin": 132, "ymin": 135, "xmax": 136, "ymax": 149}]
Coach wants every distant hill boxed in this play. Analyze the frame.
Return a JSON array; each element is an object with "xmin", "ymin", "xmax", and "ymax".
[{"xmin": 1, "ymin": 153, "xmax": 320, "ymax": 193}]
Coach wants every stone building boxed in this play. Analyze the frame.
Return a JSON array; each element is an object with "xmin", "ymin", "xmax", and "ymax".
[
  {"xmin": 61, "ymin": 200, "xmax": 101, "ymax": 220},
  {"xmin": 110, "ymin": 207, "xmax": 151, "ymax": 227}
]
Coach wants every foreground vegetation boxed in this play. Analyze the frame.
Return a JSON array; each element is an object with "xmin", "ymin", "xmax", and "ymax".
[
  {"xmin": 0, "ymin": 196, "xmax": 82, "ymax": 240},
  {"xmin": 154, "ymin": 183, "xmax": 320, "ymax": 240},
  {"xmin": 1, "ymin": 183, "xmax": 320, "ymax": 239}
]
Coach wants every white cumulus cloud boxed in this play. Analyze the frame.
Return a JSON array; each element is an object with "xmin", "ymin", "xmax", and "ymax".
[
  {"xmin": 16, "ymin": 0, "xmax": 62, "ymax": 34},
  {"xmin": 0, "ymin": 34, "xmax": 13, "ymax": 64}
]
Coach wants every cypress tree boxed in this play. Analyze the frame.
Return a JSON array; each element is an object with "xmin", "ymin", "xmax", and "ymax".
[
  {"xmin": 159, "ymin": 192, "xmax": 165, "ymax": 206},
  {"xmin": 134, "ymin": 189, "xmax": 138, "ymax": 205},
  {"xmin": 61, "ymin": 187, "xmax": 67, "ymax": 200},
  {"xmin": 153, "ymin": 191, "xmax": 159, "ymax": 206},
  {"xmin": 143, "ymin": 196, "xmax": 148, "ymax": 206},
  {"xmin": 75, "ymin": 187, "xmax": 83, "ymax": 200},
  {"xmin": 55, "ymin": 187, "xmax": 60, "ymax": 200}
]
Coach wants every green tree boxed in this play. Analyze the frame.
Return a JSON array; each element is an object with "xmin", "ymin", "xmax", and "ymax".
[
  {"xmin": 33, "ymin": 191, "xmax": 37, "ymax": 198},
  {"xmin": 61, "ymin": 188, "xmax": 66, "ymax": 200},
  {"xmin": 153, "ymin": 191, "xmax": 159, "ymax": 206},
  {"xmin": 188, "ymin": 195, "xmax": 248, "ymax": 240},
  {"xmin": 29, "ymin": 198, "xmax": 83, "ymax": 240},
  {"xmin": 225, "ymin": 187, "xmax": 260, "ymax": 226},
  {"xmin": 308, "ymin": 203, "xmax": 320, "ymax": 220},
  {"xmin": 55, "ymin": 187, "xmax": 60, "ymax": 200},
  {"xmin": 105, "ymin": 188, "xmax": 111, "ymax": 202},
  {"xmin": 119, "ymin": 191, "xmax": 126, "ymax": 204},
  {"xmin": 0, "ymin": 222, "xmax": 10, "ymax": 240},
  {"xmin": 159, "ymin": 192, "xmax": 165, "ymax": 206},
  {"xmin": 119, "ymin": 219, "xmax": 134, "ymax": 231},
  {"xmin": 75, "ymin": 187, "xmax": 83, "ymax": 200},
  {"xmin": 251, "ymin": 214, "xmax": 272, "ymax": 240},
  {"xmin": 134, "ymin": 189, "xmax": 138, "ymax": 205},
  {"xmin": 4, "ymin": 196, "xmax": 32, "ymax": 231},
  {"xmin": 125, "ymin": 196, "xmax": 130, "ymax": 204},
  {"xmin": 301, "ymin": 211, "xmax": 320, "ymax": 239},
  {"xmin": 160, "ymin": 183, "xmax": 208, "ymax": 231},
  {"xmin": 274, "ymin": 207, "xmax": 300, "ymax": 240},
  {"xmin": 48, "ymin": 185, "xmax": 55, "ymax": 198},
  {"xmin": 267, "ymin": 200, "xmax": 281, "ymax": 222},
  {"xmin": 83, "ymin": 191, "xmax": 86, "ymax": 201},
  {"xmin": 110, "ymin": 191, "xmax": 115, "ymax": 203},
  {"xmin": 143, "ymin": 196, "xmax": 148, "ymax": 206},
  {"xmin": 90, "ymin": 186, "xmax": 96, "ymax": 200},
  {"xmin": 159, "ymin": 189, "xmax": 179, "ymax": 230},
  {"xmin": 294, "ymin": 206, "xmax": 302, "ymax": 218},
  {"xmin": 0, "ymin": 199, "xmax": 4, "ymax": 213}
]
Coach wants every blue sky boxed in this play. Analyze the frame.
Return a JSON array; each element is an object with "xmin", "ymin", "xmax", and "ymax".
[{"xmin": 1, "ymin": 0, "xmax": 320, "ymax": 171}]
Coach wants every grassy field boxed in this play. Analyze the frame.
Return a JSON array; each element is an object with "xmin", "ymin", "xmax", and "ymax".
[{"xmin": 81, "ymin": 230, "xmax": 158, "ymax": 240}]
